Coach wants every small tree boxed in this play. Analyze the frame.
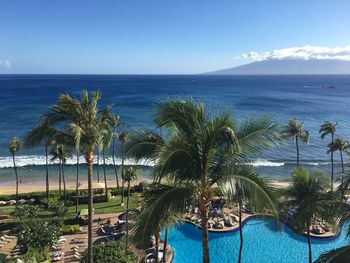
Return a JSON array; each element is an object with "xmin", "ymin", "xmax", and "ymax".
[
  {"xmin": 11, "ymin": 205, "xmax": 39, "ymax": 221},
  {"xmin": 80, "ymin": 241, "xmax": 138, "ymax": 263},
  {"xmin": 49, "ymin": 202, "xmax": 68, "ymax": 217},
  {"xmin": 18, "ymin": 221, "xmax": 61, "ymax": 254}
]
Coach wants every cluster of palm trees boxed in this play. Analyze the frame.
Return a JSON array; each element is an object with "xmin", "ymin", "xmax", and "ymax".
[
  {"xmin": 8, "ymin": 91, "xmax": 136, "ymax": 263},
  {"xmin": 284, "ymin": 119, "xmax": 350, "ymax": 196},
  {"xmin": 127, "ymin": 111, "xmax": 350, "ymax": 263},
  {"xmin": 8, "ymin": 91, "xmax": 350, "ymax": 263}
]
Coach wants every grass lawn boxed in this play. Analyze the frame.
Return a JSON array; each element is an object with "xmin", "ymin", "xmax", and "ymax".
[{"xmin": 0, "ymin": 194, "xmax": 138, "ymax": 217}]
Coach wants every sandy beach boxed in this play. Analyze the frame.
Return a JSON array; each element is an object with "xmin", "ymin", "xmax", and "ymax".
[
  {"xmin": 0, "ymin": 178, "xmax": 291, "ymax": 195},
  {"xmin": 0, "ymin": 178, "xmax": 151, "ymax": 195}
]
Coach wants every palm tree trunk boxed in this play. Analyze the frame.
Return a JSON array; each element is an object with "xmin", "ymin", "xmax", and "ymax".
[
  {"xmin": 340, "ymin": 150, "xmax": 344, "ymax": 199},
  {"xmin": 296, "ymin": 137, "xmax": 300, "ymax": 167},
  {"xmin": 121, "ymin": 142, "xmax": 125, "ymax": 206},
  {"xmin": 238, "ymin": 203, "xmax": 243, "ymax": 263},
  {"xmin": 103, "ymin": 148, "xmax": 108, "ymax": 201},
  {"xmin": 331, "ymin": 134, "xmax": 334, "ymax": 192},
  {"xmin": 58, "ymin": 160, "xmax": 62, "ymax": 196},
  {"xmin": 307, "ymin": 229, "xmax": 312, "ymax": 263},
  {"xmin": 163, "ymin": 224, "xmax": 169, "ymax": 263},
  {"xmin": 112, "ymin": 133, "xmax": 119, "ymax": 189},
  {"xmin": 45, "ymin": 145, "xmax": 50, "ymax": 205},
  {"xmin": 75, "ymin": 152, "xmax": 80, "ymax": 214},
  {"xmin": 125, "ymin": 181, "xmax": 130, "ymax": 253},
  {"xmin": 199, "ymin": 200, "xmax": 210, "ymax": 263},
  {"xmin": 62, "ymin": 160, "xmax": 66, "ymax": 206},
  {"xmin": 155, "ymin": 229, "xmax": 160, "ymax": 263},
  {"xmin": 12, "ymin": 153, "xmax": 18, "ymax": 209},
  {"xmin": 97, "ymin": 151, "xmax": 100, "ymax": 183},
  {"xmin": 85, "ymin": 150, "xmax": 94, "ymax": 263}
]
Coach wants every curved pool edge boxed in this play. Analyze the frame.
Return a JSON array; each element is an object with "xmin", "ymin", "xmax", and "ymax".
[{"xmin": 181, "ymin": 214, "xmax": 348, "ymax": 240}]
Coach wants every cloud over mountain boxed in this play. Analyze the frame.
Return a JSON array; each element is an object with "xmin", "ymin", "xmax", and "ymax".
[{"xmin": 240, "ymin": 45, "xmax": 350, "ymax": 61}]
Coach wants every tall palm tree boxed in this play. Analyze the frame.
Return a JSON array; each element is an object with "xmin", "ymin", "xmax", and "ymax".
[
  {"xmin": 119, "ymin": 132, "xmax": 131, "ymax": 206},
  {"xmin": 51, "ymin": 143, "xmax": 70, "ymax": 206},
  {"xmin": 283, "ymin": 119, "xmax": 309, "ymax": 167},
  {"xmin": 75, "ymin": 147, "xmax": 80, "ymax": 214},
  {"xmin": 128, "ymin": 99, "xmax": 281, "ymax": 263},
  {"xmin": 46, "ymin": 90, "xmax": 113, "ymax": 263},
  {"xmin": 9, "ymin": 137, "xmax": 22, "ymax": 208},
  {"xmin": 25, "ymin": 117, "xmax": 56, "ymax": 205},
  {"xmin": 320, "ymin": 121, "xmax": 338, "ymax": 192},
  {"xmin": 328, "ymin": 137, "xmax": 350, "ymax": 198},
  {"xmin": 123, "ymin": 167, "xmax": 139, "ymax": 252},
  {"xmin": 220, "ymin": 167, "xmax": 278, "ymax": 263},
  {"xmin": 50, "ymin": 143, "xmax": 62, "ymax": 196},
  {"xmin": 96, "ymin": 150, "xmax": 100, "ymax": 183},
  {"xmin": 111, "ymin": 115, "xmax": 120, "ymax": 188},
  {"xmin": 283, "ymin": 168, "xmax": 340, "ymax": 263},
  {"xmin": 100, "ymin": 126, "xmax": 112, "ymax": 201}
]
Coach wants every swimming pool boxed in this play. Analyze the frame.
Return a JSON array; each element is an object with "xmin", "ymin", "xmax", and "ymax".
[{"xmin": 164, "ymin": 217, "xmax": 350, "ymax": 263}]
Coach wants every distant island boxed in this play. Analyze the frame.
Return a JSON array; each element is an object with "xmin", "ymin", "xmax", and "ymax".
[{"xmin": 205, "ymin": 59, "xmax": 350, "ymax": 75}]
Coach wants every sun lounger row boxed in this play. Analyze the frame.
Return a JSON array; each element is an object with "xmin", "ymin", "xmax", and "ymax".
[{"xmin": 0, "ymin": 235, "xmax": 15, "ymax": 248}]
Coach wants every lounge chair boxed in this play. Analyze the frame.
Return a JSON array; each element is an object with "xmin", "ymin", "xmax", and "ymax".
[
  {"xmin": 3, "ymin": 235, "xmax": 15, "ymax": 240},
  {"xmin": 0, "ymin": 236, "xmax": 12, "ymax": 242}
]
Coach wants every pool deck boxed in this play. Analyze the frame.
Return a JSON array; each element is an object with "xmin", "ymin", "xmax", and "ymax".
[{"xmin": 184, "ymin": 212, "xmax": 337, "ymax": 238}]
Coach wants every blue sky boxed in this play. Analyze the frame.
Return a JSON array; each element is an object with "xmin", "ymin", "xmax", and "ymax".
[{"xmin": 1, "ymin": 0, "xmax": 350, "ymax": 74}]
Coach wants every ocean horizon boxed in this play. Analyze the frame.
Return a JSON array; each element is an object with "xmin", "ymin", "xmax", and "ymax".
[{"xmin": 1, "ymin": 74, "xmax": 350, "ymax": 185}]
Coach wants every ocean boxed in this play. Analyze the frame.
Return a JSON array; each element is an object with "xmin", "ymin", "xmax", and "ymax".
[{"xmin": 1, "ymin": 74, "xmax": 350, "ymax": 186}]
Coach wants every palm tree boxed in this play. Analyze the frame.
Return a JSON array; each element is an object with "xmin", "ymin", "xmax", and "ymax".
[
  {"xmin": 283, "ymin": 119, "xmax": 309, "ymax": 167},
  {"xmin": 96, "ymin": 150, "xmax": 100, "ymax": 183},
  {"xmin": 25, "ymin": 117, "xmax": 56, "ymax": 205},
  {"xmin": 75, "ymin": 147, "xmax": 80, "ymax": 214},
  {"xmin": 283, "ymin": 168, "xmax": 340, "ymax": 263},
  {"xmin": 9, "ymin": 137, "xmax": 22, "ymax": 208},
  {"xmin": 111, "ymin": 115, "xmax": 120, "ymax": 188},
  {"xmin": 220, "ymin": 167, "xmax": 278, "ymax": 263},
  {"xmin": 328, "ymin": 137, "xmax": 350, "ymax": 198},
  {"xmin": 127, "ymin": 99, "xmax": 281, "ymax": 263},
  {"xmin": 46, "ymin": 90, "xmax": 113, "ymax": 263},
  {"xmin": 132, "ymin": 183, "xmax": 181, "ymax": 263},
  {"xmin": 123, "ymin": 167, "xmax": 139, "ymax": 252},
  {"xmin": 320, "ymin": 121, "xmax": 338, "ymax": 192},
  {"xmin": 119, "ymin": 132, "xmax": 131, "ymax": 206},
  {"xmin": 51, "ymin": 143, "xmax": 70, "ymax": 206},
  {"xmin": 100, "ymin": 126, "xmax": 112, "ymax": 201}
]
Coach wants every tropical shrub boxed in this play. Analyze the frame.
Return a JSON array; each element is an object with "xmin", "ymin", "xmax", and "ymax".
[
  {"xmin": 80, "ymin": 241, "xmax": 138, "ymax": 263},
  {"xmin": 18, "ymin": 221, "xmax": 61, "ymax": 253},
  {"xmin": 21, "ymin": 246, "xmax": 50, "ymax": 263},
  {"xmin": 48, "ymin": 202, "xmax": 68, "ymax": 217},
  {"xmin": 11, "ymin": 205, "xmax": 39, "ymax": 220}
]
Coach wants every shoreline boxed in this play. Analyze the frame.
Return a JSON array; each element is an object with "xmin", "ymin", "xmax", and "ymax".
[{"xmin": 0, "ymin": 178, "xmax": 150, "ymax": 195}]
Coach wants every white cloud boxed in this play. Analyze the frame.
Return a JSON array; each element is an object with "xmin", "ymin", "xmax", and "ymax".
[
  {"xmin": 0, "ymin": 59, "xmax": 11, "ymax": 69},
  {"xmin": 239, "ymin": 45, "xmax": 350, "ymax": 61}
]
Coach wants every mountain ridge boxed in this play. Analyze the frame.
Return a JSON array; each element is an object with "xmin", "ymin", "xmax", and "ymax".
[{"xmin": 205, "ymin": 59, "xmax": 350, "ymax": 75}]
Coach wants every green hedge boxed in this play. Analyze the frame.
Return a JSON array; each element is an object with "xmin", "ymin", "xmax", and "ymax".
[{"xmin": 61, "ymin": 224, "xmax": 80, "ymax": 234}]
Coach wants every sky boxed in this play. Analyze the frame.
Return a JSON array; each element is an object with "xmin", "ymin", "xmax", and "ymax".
[{"xmin": 1, "ymin": 0, "xmax": 350, "ymax": 74}]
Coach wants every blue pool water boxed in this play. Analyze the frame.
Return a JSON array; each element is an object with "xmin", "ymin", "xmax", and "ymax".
[{"xmin": 166, "ymin": 218, "xmax": 350, "ymax": 263}]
